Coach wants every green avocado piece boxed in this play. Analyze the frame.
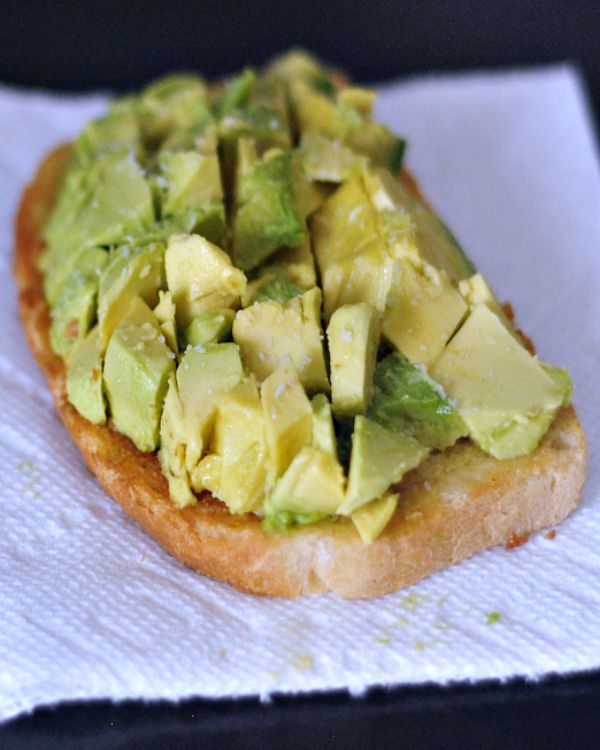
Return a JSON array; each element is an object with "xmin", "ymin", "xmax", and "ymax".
[
  {"xmin": 430, "ymin": 304, "xmax": 567, "ymax": 459},
  {"xmin": 262, "ymin": 510, "xmax": 328, "ymax": 533},
  {"xmin": 41, "ymin": 149, "xmax": 155, "ymax": 304},
  {"xmin": 49, "ymin": 247, "xmax": 108, "ymax": 357},
  {"xmin": 232, "ymin": 151, "xmax": 305, "ymax": 271},
  {"xmin": 137, "ymin": 74, "xmax": 213, "ymax": 146},
  {"xmin": 245, "ymin": 269, "xmax": 304, "ymax": 305},
  {"xmin": 338, "ymin": 416, "xmax": 429, "ymax": 515},
  {"xmin": 311, "ymin": 393, "xmax": 338, "ymax": 460},
  {"xmin": 300, "ymin": 132, "xmax": 368, "ymax": 183},
  {"xmin": 217, "ymin": 68, "xmax": 257, "ymax": 116},
  {"xmin": 265, "ymin": 50, "xmax": 336, "ymax": 97},
  {"xmin": 185, "ymin": 309, "xmax": 235, "ymax": 347},
  {"xmin": 97, "ymin": 242, "xmax": 165, "ymax": 350},
  {"xmin": 157, "ymin": 149, "xmax": 223, "ymax": 215},
  {"xmin": 65, "ymin": 326, "xmax": 106, "ymax": 425},
  {"xmin": 103, "ymin": 297, "xmax": 175, "ymax": 451},
  {"xmin": 369, "ymin": 353, "xmax": 468, "ymax": 450},
  {"xmin": 74, "ymin": 99, "xmax": 142, "ymax": 164}
]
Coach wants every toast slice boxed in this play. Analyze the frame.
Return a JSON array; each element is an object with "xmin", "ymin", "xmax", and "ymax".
[{"xmin": 13, "ymin": 145, "xmax": 587, "ymax": 599}]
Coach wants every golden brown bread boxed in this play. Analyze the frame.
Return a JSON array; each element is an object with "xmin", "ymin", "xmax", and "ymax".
[{"xmin": 13, "ymin": 145, "xmax": 588, "ymax": 598}]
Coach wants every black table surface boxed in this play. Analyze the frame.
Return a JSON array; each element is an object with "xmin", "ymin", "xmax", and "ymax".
[{"xmin": 2, "ymin": 1, "xmax": 599, "ymax": 747}]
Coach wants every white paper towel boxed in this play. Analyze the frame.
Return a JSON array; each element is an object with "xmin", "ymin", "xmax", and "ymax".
[{"xmin": 1, "ymin": 65, "xmax": 599, "ymax": 723}]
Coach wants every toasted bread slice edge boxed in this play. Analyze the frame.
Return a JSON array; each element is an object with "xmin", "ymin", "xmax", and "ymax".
[{"xmin": 13, "ymin": 145, "xmax": 588, "ymax": 599}]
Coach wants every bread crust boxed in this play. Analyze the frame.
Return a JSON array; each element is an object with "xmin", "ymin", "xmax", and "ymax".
[{"xmin": 13, "ymin": 145, "xmax": 588, "ymax": 598}]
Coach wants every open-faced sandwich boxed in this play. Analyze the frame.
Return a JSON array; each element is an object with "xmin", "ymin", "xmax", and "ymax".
[{"xmin": 14, "ymin": 52, "xmax": 587, "ymax": 598}]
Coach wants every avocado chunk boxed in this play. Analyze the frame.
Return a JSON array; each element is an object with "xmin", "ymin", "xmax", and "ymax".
[
  {"xmin": 266, "ymin": 446, "xmax": 345, "ymax": 516},
  {"xmin": 165, "ymin": 233, "xmax": 246, "ymax": 327},
  {"xmin": 327, "ymin": 302, "xmax": 380, "ymax": 417},
  {"xmin": 243, "ymin": 269, "xmax": 304, "ymax": 306},
  {"xmin": 155, "ymin": 130, "xmax": 226, "ymax": 247},
  {"xmin": 300, "ymin": 132, "xmax": 368, "ymax": 183},
  {"xmin": 217, "ymin": 68, "xmax": 257, "ymax": 116},
  {"xmin": 311, "ymin": 174, "xmax": 393, "ymax": 320},
  {"xmin": 153, "ymin": 290, "xmax": 178, "ymax": 354},
  {"xmin": 351, "ymin": 493, "xmax": 399, "ymax": 544},
  {"xmin": 363, "ymin": 168, "xmax": 475, "ymax": 283},
  {"xmin": 158, "ymin": 374, "xmax": 196, "ymax": 508},
  {"xmin": 75, "ymin": 99, "xmax": 142, "ymax": 164},
  {"xmin": 369, "ymin": 353, "xmax": 467, "ymax": 450},
  {"xmin": 232, "ymin": 151, "xmax": 305, "ymax": 272},
  {"xmin": 260, "ymin": 366, "xmax": 314, "ymax": 478},
  {"xmin": 233, "ymin": 287, "xmax": 329, "ymax": 393},
  {"xmin": 430, "ymin": 304, "xmax": 568, "ymax": 459},
  {"xmin": 65, "ymin": 326, "xmax": 106, "ymax": 425},
  {"xmin": 382, "ymin": 258, "xmax": 468, "ymax": 367},
  {"xmin": 41, "ymin": 149, "xmax": 155, "ymax": 305},
  {"xmin": 97, "ymin": 242, "xmax": 165, "ymax": 350},
  {"xmin": 209, "ymin": 379, "xmax": 269, "ymax": 513},
  {"xmin": 265, "ymin": 50, "xmax": 336, "ymax": 97},
  {"xmin": 311, "ymin": 393, "xmax": 338, "ymax": 460},
  {"xmin": 185, "ymin": 309, "xmax": 235, "ymax": 347},
  {"xmin": 137, "ymin": 74, "xmax": 213, "ymax": 146},
  {"xmin": 338, "ymin": 416, "xmax": 429, "ymax": 515},
  {"xmin": 103, "ymin": 297, "xmax": 175, "ymax": 452},
  {"xmin": 458, "ymin": 273, "xmax": 514, "ymax": 331},
  {"xmin": 176, "ymin": 343, "xmax": 245, "ymax": 472},
  {"xmin": 49, "ymin": 247, "xmax": 108, "ymax": 357}
]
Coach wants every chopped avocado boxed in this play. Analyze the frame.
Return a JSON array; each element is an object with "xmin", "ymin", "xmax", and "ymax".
[
  {"xmin": 265, "ymin": 50, "xmax": 336, "ymax": 97},
  {"xmin": 351, "ymin": 493, "xmax": 399, "ymax": 544},
  {"xmin": 137, "ymin": 74, "xmax": 213, "ymax": 145},
  {"xmin": 266, "ymin": 446, "xmax": 345, "ymax": 516},
  {"xmin": 311, "ymin": 174, "xmax": 393, "ymax": 320},
  {"xmin": 542, "ymin": 364, "xmax": 573, "ymax": 405},
  {"xmin": 157, "ymin": 147, "xmax": 223, "ymax": 215},
  {"xmin": 244, "ymin": 270, "xmax": 304, "ymax": 306},
  {"xmin": 217, "ymin": 68, "xmax": 257, "ymax": 116},
  {"xmin": 311, "ymin": 393, "xmax": 338, "ymax": 460},
  {"xmin": 248, "ymin": 234, "xmax": 317, "ymax": 295},
  {"xmin": 301, "ymin": 132, "xmax": 368, "ymax": 183},
  {"xmin": 185, "ymin": 309, "xmax": 235, "ymax": 347},
  {"xmin": 430, "ymin": 304, "xmax": 567, "ymax": 459},
  {"xmin": 41, "ymin": 149, "xmax": 155, "ymax": 304},
  {"xmin": 103, "ymin": 297, "xmax": 175, "ymax": 452},
  {"xmin": 75, "ymin": 99, "xmax": 142, "ymax": 164},
  {"xmin": 65, "ymin": 326, "xmax": 106, "ymax": 425},
  {"xmin": 363, "ymin": 168, "xmax": 475, "ymax": 282},
  {"xmin": 190, "ymin": 453, "xmax": 223, "ymax": 498},
  {"xmin": 176, "ymin": 343, "xmax": 245, "ymax": 472},
  {"xmin": 49, "ymin": 247, "xmax": 108, "ymax": 357},
  {"xmin": 210, "ymin": 379, "xmax": 268, "ymax": 513},
  {"xmin": 369, "ymin": 353, "xmax": 467, "ymax": 450},
  {"xmin": 232, "ymin": 151, "xmax": 305, "ymax": 272},
  {"xmin": 153, "ymin": 290, "xmax": 178, "ymax": 354},
  {"xmin": 97, "ymin": 242, "xmax": 165, "ymax": 350},
  {"xmin": 233, "ymin": 287, "xmax": 329, "ymax": 393},
  {"xmin": 291, "ymin": 151, "xmax": 333, "ymax": 219},
  {"xmin": 260, "ymin": 366, "xmax": 313, "ymax": 477},
  {"xmin": 165, "ymin": 233, "xmax": 246, "ymax": 327},
  {"xmin": 158, "ymin": 374, "xmax": 195, "ymax": 507},
  {"xmin": 338, "ymin": 416, "xmax": 429, "ymax": 515},
  {"xmin": 327, "ymin": 302, "xmax": 380, "ymax": 417},
  {"xmin": 382, "ymin": 258, "xmax": 468, "ymax": 367},
  {"xmin": 262, "ymin": 510, "xmax": 328, "ymax": 533}
]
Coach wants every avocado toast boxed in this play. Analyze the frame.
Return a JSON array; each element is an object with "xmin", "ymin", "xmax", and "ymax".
[{"xmin": 14, "ymin": 53, "xmax": 587, "ymax": 598}]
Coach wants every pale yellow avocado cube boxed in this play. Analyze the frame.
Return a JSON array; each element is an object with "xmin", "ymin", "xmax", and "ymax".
[
  {"xmin": 327, "ymin": 302, "xmax": 380, "ymax": 417},
  {"xmin": 66, "ymin": 326, "xmax": 106, "ymax": 425},
  {"xmin": 339, "ymin": 416, "xmax": 429, "ymax": 515},
  {"xmin": 210, "ymin": 379, "xmax": 269, "ymax": 513},
  {"xmin": 189, "ymin": 454, "xmax": 223, "ymax": 498},
  {"xmin": 160, "ymin": 147, "xmax": 223, "ymax": 215},
  {"xmin": 159, "ymin": 374, "xmax": 195, "ymax": 508},
  {"xmin": 261, "ymin": 366, "xmax": 313, "ymax": 477},
  {"xmin": 382, "ymin": 259, "xmax": 467, "ymax": 367},
  {"xmin": 311, "ymin": 393, "xmax": 338, "ymax": 460},
  {"xmin": 153, "ymin": 290, "xmax": 178, "ymax": 354},
  {"xmin": 289, "ymin": 80, "xmax": 337, "ymax": 137},
  {"xmin": 268, "ymin": 447, "xmax": 345, "ymax": 516},
  {"xmin": 430, "ymin": 304, "xmax": 566, "ymax": 459},
  {"xmin": 176, "ymin": 342, "xmax": 245, "ymax": 472},
  {"xmin": 98, "ymin": 243, "xmax": 165, "ymax": 350},
  {"xmin": 165, "ymin": 233, "xmax": 246, "ymax": 327},
  {"xmin": 233, "ymin": 287, "xmax": 329, "ymax": 393},
  {"xmin": 458, "ymin": 273, "xmax": 514, "ymax": 331},
  {"xmin": 263, "ymin": 234, "xmax": 317, "ymax": 290},
  {"xmin": 351, "ymin": 493, "xmax": 399, "ymax": 544}
]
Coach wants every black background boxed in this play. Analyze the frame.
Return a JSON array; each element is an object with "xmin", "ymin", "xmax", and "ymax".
[{"xmin": 2, "ymin": 1, "xmax": 600, "ymax": 747}]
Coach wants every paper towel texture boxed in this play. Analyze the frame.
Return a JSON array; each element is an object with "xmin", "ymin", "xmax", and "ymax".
[{"xmin": 1, "ymin": 66, "xmax": 599, "ymax": 722}]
